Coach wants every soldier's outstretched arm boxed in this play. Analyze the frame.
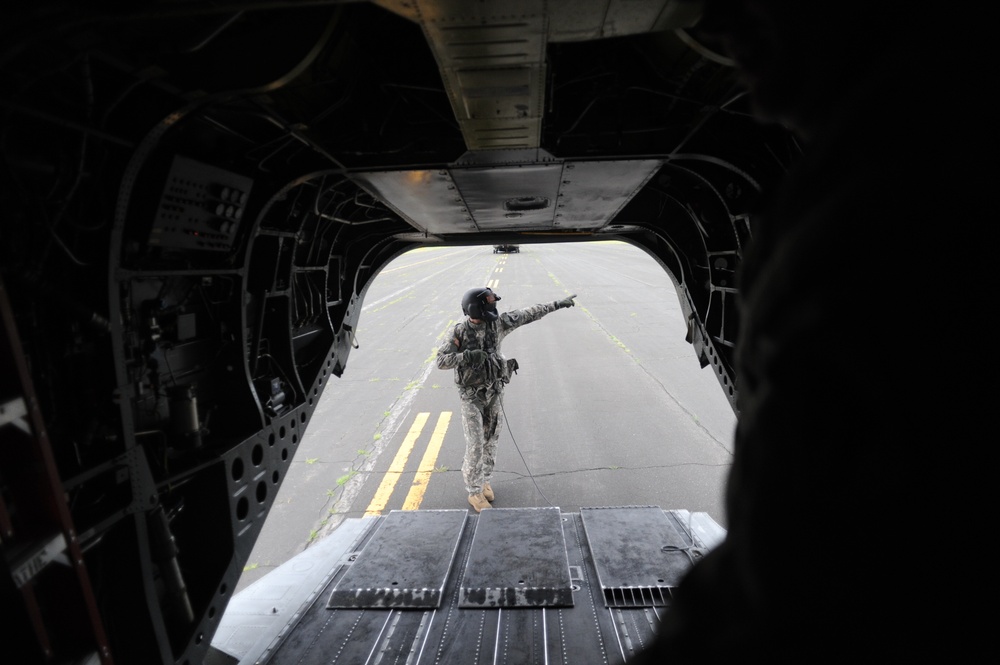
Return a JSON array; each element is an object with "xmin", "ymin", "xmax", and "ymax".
[
  {"xmin": 500, "ymin": 293, "xmax": 577, "ymax": 332},
  {"xmin": 554, "ymin": 294, "xmax": 576, "ymax": 309}
]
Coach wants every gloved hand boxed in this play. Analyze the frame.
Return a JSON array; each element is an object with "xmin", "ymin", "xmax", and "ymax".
[
  {"xmin": 554, "ymin": 294, "xmax": 577, "ymax": 309},
  {"xmin": 464, "ymin": 349, "xmax": 488, "ymax": 367}
]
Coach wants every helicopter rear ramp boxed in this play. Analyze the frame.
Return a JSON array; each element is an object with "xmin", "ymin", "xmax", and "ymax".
[{"xmin": 211, "ymin": 506, "xmax": 724, "ymax": 664}]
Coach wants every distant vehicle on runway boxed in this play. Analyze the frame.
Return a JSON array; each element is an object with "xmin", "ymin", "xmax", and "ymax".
[{"xmin": 493, "ymin": 244, "xmax": 520, "ymax": 253}]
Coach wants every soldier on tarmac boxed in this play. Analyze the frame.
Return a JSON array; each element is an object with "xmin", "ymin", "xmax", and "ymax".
[{"xmin": 436, "ymin": 287, "xmax": 576, "ymax": 512}]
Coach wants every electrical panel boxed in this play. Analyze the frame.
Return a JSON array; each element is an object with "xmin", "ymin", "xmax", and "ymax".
[{"xmin": 148, "ymin": 155, "xmax": 254, "ymax": 252}]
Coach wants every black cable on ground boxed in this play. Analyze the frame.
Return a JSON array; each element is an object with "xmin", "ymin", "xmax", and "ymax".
[{"xmin": 499, "ymin": 399, "xmax": 554, "ymax": 507}]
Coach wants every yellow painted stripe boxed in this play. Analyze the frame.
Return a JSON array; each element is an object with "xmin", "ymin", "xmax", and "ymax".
[
  {"xmin": 496, "ymin": 267, "xmax": 503, "ymax": 273},
  {"xmin": 364, "ymin": 412, "xmax": 429, "ymax": 516},
  {"xmin": 488, "ymin": 279, "xmax": 499, "ymax": 289},
  {"xmin": 402, "ymin": 412, "xmax": 452, "ymax": 510}
]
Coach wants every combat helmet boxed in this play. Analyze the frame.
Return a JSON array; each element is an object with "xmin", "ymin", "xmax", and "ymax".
[{"xmin": 461, "ymin": 287, "xmax": 501, "ymax": 321}]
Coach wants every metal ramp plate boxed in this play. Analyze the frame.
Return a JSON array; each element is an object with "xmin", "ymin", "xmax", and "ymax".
[
  {"xmin": 459, "ymin": 507, "xmax": 574, "ymax": 608},
  {"xmin": 327, "ymin": 510, "xmax": 466, "ymax": 609},
  {"xmin": 580, "ymin": 506, "xmax": 695, "ymax": 608}
]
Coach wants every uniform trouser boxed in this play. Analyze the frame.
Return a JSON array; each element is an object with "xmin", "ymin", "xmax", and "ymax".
[{"xmin": 460, "ymin": 385, "xmax": 503, "ymax": 494}]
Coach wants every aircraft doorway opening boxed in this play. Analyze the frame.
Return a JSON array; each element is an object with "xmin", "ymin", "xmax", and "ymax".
[{"xmin": 236, "ymin": 241, "xmax": 735, "ymax": 592}]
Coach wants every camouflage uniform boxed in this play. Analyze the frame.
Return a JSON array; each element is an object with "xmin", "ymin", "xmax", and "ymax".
[{"xmin": 436, "ymin": 302, "xmax": 558, "ymax": 495}]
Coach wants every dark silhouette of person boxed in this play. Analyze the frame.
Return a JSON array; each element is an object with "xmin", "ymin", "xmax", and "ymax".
[{"xmin": 636, "ymin": 1, "xmax": 990, "ymax": 660}]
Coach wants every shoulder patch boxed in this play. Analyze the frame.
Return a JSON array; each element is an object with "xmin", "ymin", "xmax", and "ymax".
[{"xmin": 452, "ymin": 322, "xmax": 465, "ymax": 348}]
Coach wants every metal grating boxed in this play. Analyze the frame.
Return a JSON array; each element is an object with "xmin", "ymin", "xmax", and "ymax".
[
  {"xmin": 459, "ymin": 507, "xmax": 574, "ymax": 608},
  {"xmin": 604, "ymin": 585, "xmax": 673, "ymax": 609},
  {"xmin": 327, "ymin": 510, "xmax": 466, "ymax": 609},
  {"xmin": 580, "ymin": 506, "xmax": 695, "ymax": 608}
]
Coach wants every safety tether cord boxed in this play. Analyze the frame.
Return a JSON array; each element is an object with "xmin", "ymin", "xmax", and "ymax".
[{"xmin": 498, "ymin": 398, "xmax": 554, "ymax": 507}]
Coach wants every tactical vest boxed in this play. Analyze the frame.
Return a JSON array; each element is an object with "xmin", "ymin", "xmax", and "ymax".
[{"xmin": 451, "ymin": 321, "xmax": 518, "ymax": 389}]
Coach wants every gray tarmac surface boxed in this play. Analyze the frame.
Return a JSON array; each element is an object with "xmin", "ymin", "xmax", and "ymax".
[{"xmin": 236, "ymin": 241, "xmax": 736, "ymax": 591}]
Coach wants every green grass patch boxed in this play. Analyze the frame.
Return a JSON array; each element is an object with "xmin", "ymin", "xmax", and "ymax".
[
  {"xmin": 608, "ymin": 334, "xmax": 629, "ymax": 351},
  {"xmin": 337, "ymin": 470, "xmax": 358, "ymax": 486}
]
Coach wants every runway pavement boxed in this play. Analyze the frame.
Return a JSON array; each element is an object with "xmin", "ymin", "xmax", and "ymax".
[{"xmin": 236, "ymin": 241, "xmax": 736, "ymax": 591}]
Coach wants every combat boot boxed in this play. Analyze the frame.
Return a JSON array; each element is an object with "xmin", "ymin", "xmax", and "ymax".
[
  {"xmin": 468, "ymin": 493, "xmax": 491, "ymax": 513},
  {"xmin": 483, "ymin": 482, "xmax": 494, "ymax": 502}
]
